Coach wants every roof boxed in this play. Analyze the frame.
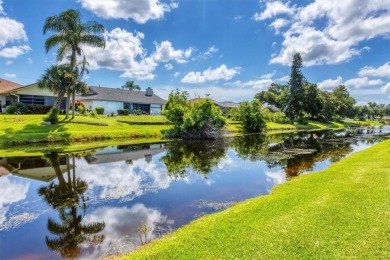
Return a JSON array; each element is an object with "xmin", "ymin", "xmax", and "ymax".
[
  {"xmin": 0, "ymin": 78, "xmax": 23, "ymax": 94},
  {"xmin": 189, "ymin": 98, "xmax": 240, "ymax": 108},
  {"xmin": 76, "ymin": 86, "xmax": 166, "ymax": 105}
]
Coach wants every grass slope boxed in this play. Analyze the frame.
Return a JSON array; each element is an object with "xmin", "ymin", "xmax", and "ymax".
[{"xmin": 127, "ymin": 139, "xmax": 390, "ymax": 259}]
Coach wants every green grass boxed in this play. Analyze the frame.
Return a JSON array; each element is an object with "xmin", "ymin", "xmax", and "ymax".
[
  {"xmin": 126, "ymin": 139, "xmax": 390, "ymax": 259},
  {"xmin": 0, "ymin": 114, "xmax": 168, "ymax": 146},
  {"xmin": 343, "ymin": 119, "xmax": 382, "ymax": 127}
]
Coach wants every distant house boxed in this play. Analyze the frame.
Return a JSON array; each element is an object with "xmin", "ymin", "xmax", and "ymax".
[
  {"xmin": 189, "ymin": 98, "xmax": 240, "ymax": 109},
  {"xmin": 76, "ymin": 86, "xmax": 166, "ymax": 115},
  {"xmin": 0, "ymin": 79, "xmax": 67, "ymax": 111}
]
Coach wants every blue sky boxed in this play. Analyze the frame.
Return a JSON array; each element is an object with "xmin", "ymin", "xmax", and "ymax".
[{"xmin": 0, "ymin": 0, "xmax": 389, "ymax": 104}]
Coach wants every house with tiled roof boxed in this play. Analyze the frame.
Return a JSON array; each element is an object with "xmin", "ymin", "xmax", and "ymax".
[
  {"xmin": 0, "ymin": 79, "xmax": 67, "ymax": 112},
  {"xmin": 76, "ymin": 86, "xmax": 166, "ymax": 115}
]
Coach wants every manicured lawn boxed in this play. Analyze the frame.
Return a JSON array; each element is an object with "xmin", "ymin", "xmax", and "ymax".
[
  {"xmin": 0, "ymin": 114, "xmax": 168, "ymax": 145},
  {"xmin": 126, "ymin": 139, "xmax": 390, "ymax": 259}
]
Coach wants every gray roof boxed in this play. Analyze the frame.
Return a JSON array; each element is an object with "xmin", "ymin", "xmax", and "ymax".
[
  {"xmin": 214, "ymin": 101, "xmax": 240, "ymax": 108},
  {"xmin": 76, "ymin": 86, "xmax": 166, "ymax": 105}
]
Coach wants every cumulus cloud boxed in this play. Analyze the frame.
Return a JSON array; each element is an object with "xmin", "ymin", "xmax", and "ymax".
[
  {"xmin": 344, "ymin": 77, "xmax": 383, "ymax": 88},
  {"xmin": 164, "ymin": 63, "xmax": 173, "ymax": 70},
  {"xmin": 381, "ymin": 83, "xmax": 390, "ymax": 93},
  {"xmin": 77, "ymin": 0, "xmax": 178, "ymax": 24},
  {"xmin": 253, "ymin": 1, "xmax": 296, "ymax": 21},
  {"xmin": 153, "ymin": 41, "xmax": 192, "ymax": 63},
  {"xmin": 256, "ymin": 0, "xmax": 390, "ymax": 66},
  {"xmin": 269, "ymin": 18, "xmax": 290, "ymax": 33},
  {"xmin": 83, "ymin": 204, "xmax": 173, "ymax": 258},
  {"xmin": 0, "ymin": 176, "xmax": 29, "ymax": 228},
  {"xmin": 359, "ymin": 62, "xmax": 390, "ymax": 78},
  {"xmin": 181, "ymin": 65, "xmax": 240, "ymax": 84},
  {"xmin": 83, "ymin": 28, "xmax": 190, "ymax": 80},
  {"xmin": 317, "ymin": 76, "xmax": 344, "ymax": 90},
  {"xmin": 237, "ymin": 73, "xmax": 275, "ymax": 89},
  {"xmin": 0, "ymin": 7, "xmax": 30, "ymax": 58}
]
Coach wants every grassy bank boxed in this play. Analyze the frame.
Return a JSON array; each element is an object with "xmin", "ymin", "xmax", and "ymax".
[
  {"xmin": 126, "ymin": 139, "xmax": 390, "ymax": 259},
  {"xmin": 0, "ymin": 114, "xmax": 382, "ymax": 146}
]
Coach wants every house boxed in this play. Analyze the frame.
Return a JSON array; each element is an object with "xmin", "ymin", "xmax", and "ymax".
[
  {"xmin": 189, "ymin": 98, "xmax": 240, "ymax": 109},
  {"xmin": 76, "ymin": 86, "xmax": 166, "ymax": 115},
  {"xmin": 0, "ymin": 79, "xmax": 67, "ymax": 111}
]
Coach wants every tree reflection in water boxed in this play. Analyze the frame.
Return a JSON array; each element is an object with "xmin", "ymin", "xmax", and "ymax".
[
  {"xmin": 38, "ymin": 152, "xmax": 105, "ymax": 258},
  {"xmin": 161, "ymin": 139, "xmax": 230, "ymax": 178}
]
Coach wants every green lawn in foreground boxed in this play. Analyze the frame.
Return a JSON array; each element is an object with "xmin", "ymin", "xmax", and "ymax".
[{"xmin": 127, "ymin": 139, "xmax": 390, "ymax": 259}]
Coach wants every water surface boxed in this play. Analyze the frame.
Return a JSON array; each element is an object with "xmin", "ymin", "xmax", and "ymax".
[{"xmin": 0, "ymin": 127, "xmax": 389, "ymax": 259}]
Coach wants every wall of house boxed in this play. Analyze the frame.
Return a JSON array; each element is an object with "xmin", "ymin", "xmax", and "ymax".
[
  {"xmin": 16, "ymin": 85, "xmax": 55, "ymax": 96},
  {"xmin": 0, "ymin": 95, "xmax": 5, "ymax": 112},
  {"xmin": 92, "ymin": 100, "xmax": 123, "ymax": 114}
]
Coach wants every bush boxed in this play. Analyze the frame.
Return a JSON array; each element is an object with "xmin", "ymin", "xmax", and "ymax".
[
  {"xmin": 90, "ymin": 110, "xmax": 98, "ymax": 118},
  {"xmin": 117, "ymin": 109, "xmax": 129, "ymax": 115},
  {"xmin": 6, "ymin": 103, "xmax": 29, "ymax": 114},
  {"xmin": 133, "ymin": 109, "xmax": 142, "ymax": 115},
  {"xmin": 95, "ymin": 107, "xmax": 104, "ymax": 115},
  {"xmin": 26, "ymin": 104, "xmax": 51, "ymax": 114},
  {"xmin": 237, "ymin": 100, "xmax": 266, "ymax": 133},
  {"xmin": 43, "ymin": 108, "xmax": 60, "ymax": 124},
  {"xmin": 296, "ymin": 117, "xmax": 308, "ymax": 125},
  {"xmin": 181, "ymin": 99, "xmax": 226, "ymax": 139},
  {"xmin": 77, "ymin": 105, "xmax": 87, "ymax": 116}
]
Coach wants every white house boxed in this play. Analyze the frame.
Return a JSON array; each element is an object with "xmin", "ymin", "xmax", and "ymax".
[{"xmin": 76, "ymin": 86, "xmax": 166, "ymax": 115}]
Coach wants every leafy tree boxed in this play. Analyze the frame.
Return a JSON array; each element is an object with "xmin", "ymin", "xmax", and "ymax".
[
  {"xmin": 254, "ymin": 83, "xmax": 289, "ymax": 109},
  {"xmin": 122, "ymin": 80, "xmax": 141, "ymax": 91},
  {"xmin": 284, "ymin": 53, "xmax": 305, "ymax": 120},
  {"xmin": 303, "ymin": 83, "xmax": 323, "ymax": 119},
  {"xmin": 43, "ymin": 9, "xmax": 105, "ymax": 119},
  {"xmin": 237, "ymin": 100, "xmax": 266, "ymax": 133},
  {"xmin": 162, "ymin": 89, "xmax": 190, "ymax": 135},
  {"xmin": 181, "ymin": 98, "xmax": 226, "ymax": 139},
  {"xmin": 332, "ymin": 85, "xmax": 355, "ymax": 118}
]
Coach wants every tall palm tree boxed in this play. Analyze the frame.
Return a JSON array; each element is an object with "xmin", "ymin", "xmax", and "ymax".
[
  {"xmin": 122, "ymin": 80, "xmax": 141, "ymax": 91},
  {"xmin": 43, "ymin": 9, "xmax": 105, "ymax": 119},
  {"xmin": 37, "ymin": 64, "xmax": 78, "ymax": 111}
]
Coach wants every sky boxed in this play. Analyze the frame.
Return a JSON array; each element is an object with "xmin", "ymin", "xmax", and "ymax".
[{"xmin": 0, "ymin": 0, "xmax": 389, "ymax": 104}]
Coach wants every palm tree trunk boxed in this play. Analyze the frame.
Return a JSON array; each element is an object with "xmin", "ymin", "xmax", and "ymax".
[
  {"xmin": 71, "ymin": 51, "xmax": 77, "ymax": 119},
  {"xmin": 53, "ymin": 92, "xmax": 65, "ymax": 110},
  {"xmin": 65, "ymin": 93, "xmax": 70, "ymax": 119},
  {"xmin": 72, "ymin": 88, "xmax": 76, "ymax": 119}
]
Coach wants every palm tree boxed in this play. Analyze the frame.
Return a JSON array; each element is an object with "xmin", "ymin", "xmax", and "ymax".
[
  {"xmin": 39, "ymin": 153, "xmax": 105, "ymax": 258},
  {"xmin": 37, "ymin": 64, "xmax": 77, "ymax": 111},
  {"xmin": 43, "ymin": 9, "xmax": 105, "ymax": 119},
  {"xmin": 122, "ymin": 80, "xmax": 141, "ymax": 91}
]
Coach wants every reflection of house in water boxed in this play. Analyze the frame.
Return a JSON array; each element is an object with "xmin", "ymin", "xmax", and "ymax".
[
  {"xmin": 0, "ymin": 156, "xmax": 71, "ymax": 182},
  {"xmin": 84, "ymin": 144, "xmax": 165, "ymax": 165}
]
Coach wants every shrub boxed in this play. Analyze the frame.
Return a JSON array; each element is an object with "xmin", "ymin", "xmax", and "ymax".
[
  {"xmin": 117, "ymin": 109, "xmax": 129, "ymax": 115},
  {"xmin": 77, "ymin": 105, "xmax": 87, "ymax": 116},
  {"xmin": 237, "ymin": 100, "xmax": 266, "ymax": 133},
  {"xmin": 90, "ymin": 109, "xmax": 98, "ymax": 118},
  {"xmin": 6, "ymin": 103, "xmax": 29, "ymax": 114},
  {"xmin": 133, "ymin": 109, "xmax": 142, "ymax": 115},
  {"xmin": 43, "ymin": 108, "xmax": 60, "ymax": 124},
  {"xmin": 296, "ymin": 116, "xmax": 308, "ymax": 125},
  {"xmin": 95, "ymin": 107, "xmax": 104, "ymax": 115},
  {"xmin": 26, "ymin": 104, "xmax": 51, "ymax": 114}
]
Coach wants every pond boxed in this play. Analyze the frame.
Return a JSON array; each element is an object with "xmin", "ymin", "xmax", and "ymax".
[{"xmin": 0, "ymin": 126, "xmax": 389, "ymax": 259}]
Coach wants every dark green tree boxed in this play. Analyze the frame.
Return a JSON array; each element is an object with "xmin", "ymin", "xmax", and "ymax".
[
  {"xmin": 303, "ymin": 83, "xmax": 323, "ymax": 119},
  {"xmin": 254, "ymin": 83, "xmax": 289, "ymax": 109},
  {"xmin": 284, "ymin": 53, "xmax": 305, "ymax": 120},
  {"xmin": 43, "ymin": 9, "xmax": 105, "ymax": 119}
]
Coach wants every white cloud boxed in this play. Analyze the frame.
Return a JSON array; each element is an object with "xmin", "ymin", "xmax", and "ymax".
[
  {"xmin": 277, "ymin": 75, "xmax": 290, "ymax": 82},
  {"xmin": 233, "ymin": 73, "xmax": 275, "ymax": 90},
  {"xmin": 234, "ymin": 16, "xmax": 243, "ymax": 21},
  {"xmin": 83, "ymin": 28, "xmax": 190, "ymax": 80},
  {"xmin": 381, "ymin": 83, "xmax": 390, "ymax": 93},
  {"xmin": 0, "ymin": 12, "xmax": 30, "ymax": 58},
  {"xmin": 153, "ymin": 41, "xmax": 192, "ymax": 63},
  {"xmin": 259, "ymin": 0, "xmax": 390, "ymax": 66},
  {"xmin": 317, "ymin": 76, "xmax": 343, "ymax": 90},
  {"xmin": 265, "ymin": 169, "xmax": 286, "ymax": 193},
  {"xmin": 83, "ymin": 204, "xmax": 173, "ymax": 258},
  {"xmin": 77, "ymin": 0, "xmax": 178, "ymax": 24},
  {"xmin": 4, "ymin": 73, "xmax": 15, "ymax": 78},
  {"xmin": 174, "ymin": 72, "xmax": 180, "ymax": 77},
  {"xmin": 192, "ymin": 46, "xmax": 219, "ymax": 61},
  {"xmin": 27, "ymin": 58, "xmax": 32, "ymax": 64},
  {"xmin": 0, "ymin": 45, "xmax": 31, "ymax": 58},
  {"xmin": 359, "ymin": 62, "xmax": 390, "ymax": 78},
  {"xmin": 181, "ymin": 65, "xmax": 240, "ymax": 84},
  {"xmin": 269, "ymin": 18, "xmax": 290, "ymax": 33},
  {"xmin": 164, "ymin": 63, "xmax": 173, "ymax": 70},
  {"xmin": 0, "ymin": 176, "xmax": 29, "ymax": 229},
  {"xmin": 344, "ymin": 77, "xmax": 383, "ymax": 88},
  {"xmin": 5, "ymin": 60, "xmax": 11, "ymax": 65},
  {"xmin": 254, "ymin": 1, "xmax": 295, "ymax": 21}
]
